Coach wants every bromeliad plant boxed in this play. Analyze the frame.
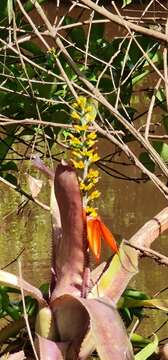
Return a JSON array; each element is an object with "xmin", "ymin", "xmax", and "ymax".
[{"xmin": 1, "ymin": 98, "xmax": 168, "ymax": 359}]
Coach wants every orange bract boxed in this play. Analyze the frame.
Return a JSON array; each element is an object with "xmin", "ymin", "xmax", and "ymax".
[{"xmin": 86, "ymin": 216, "xmax": 118, "ymax": 261}]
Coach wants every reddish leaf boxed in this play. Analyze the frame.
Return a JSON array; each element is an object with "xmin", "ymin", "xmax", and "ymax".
[
  {"xmin": 87, "ymin": 218, "xmax": 101, "ymax": 261},
  {"xmin": 5, "ymin": 351, "xmax": 25, "ymax": 360},
  {"xmin": 51, "ymin": 163, "xmax": 86, "ymax": 299},
  {"xmin": 52, "ymin": 294, "xmax": 133, "ymax": 360},
  {"xmin": 79, "ymin": 296, "xmax": 134, "ymax": 360},
  {"xmin": 99, "ymin": 219, "xmax": 118, "ymax": 253},
  {"xmin": 36, "ymin": 335, "xmax": 64, "ymax": 360},
  {"xmin": 32, "ymin": 155, "xmax": 54, "ymax": 179},
  {"xmin": 86, "ymin": 216, "xmax": 118, "ymax": 261},
  {"xmin": 50, "ymin": 294, "xmax": 89, "ymax": 349}
]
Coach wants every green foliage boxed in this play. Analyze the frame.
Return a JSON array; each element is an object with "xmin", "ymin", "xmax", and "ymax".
[
  {"xmin": 135, "ymin": 335, "xmax": 158, "ymax": 360},
  {"xmin": 0, "ymin": 285, "xmax": 37, "ymax": 321}
]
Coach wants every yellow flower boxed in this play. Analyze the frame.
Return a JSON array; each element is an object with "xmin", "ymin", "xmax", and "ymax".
[
  {"xmin": 71, "ymin": 102, "xmax": 78, "ymax": 109},
  {"xmin": 87, "ymin": 132, "xmax": 97, "ymax": 140},
  {"xmin": 89, "ymin": 153, "xmax": 100, "ymax": 163},
  {"xmin": 85, "ymin": 112, "xmax": 95, "ymax": 122},
  {"xmin": 87, "ymin": 169, "xmax": 99, "ymax": 179},
  {"xmin": 82, "ymin": 149, "xmax": 94, "ymax": 158},
  {"xmin": 74, "ymin": 124, "xmax": 88, "ymax": 132},
  {"xmin": 86, "ymin": 139, "xmax": 96, "ymax": 148},
  {"xmin": 86, "ymin": 206, "xmax": 98, "ymax": 218},
  {"xmin": 85, "ymin": 105, "xmax": 93, "ymax": 113},
  {"xmin": 72, "ymin": 150, "xmax": 82, "ymax": 158},
  {"xmin": 88, "ymin": 190, "xmax": 101, "ymax": 201},
  {"xmin": 77, "ymin": 96, "xmax": 87, "ymax": 109},
  {"xmin": 80, "ymin": 182, "xmax": 94, "ymax": 191},
  {"xmin": 70, "ymin": 136, "xmax": 81, "ymax": 146},
  {"xmin": 72, "ymin": 160, "xmax": 85, "ymax": 169},
  {"xmin": 71, "ymin": 110, "xmax": 80, "ymax": 120}
]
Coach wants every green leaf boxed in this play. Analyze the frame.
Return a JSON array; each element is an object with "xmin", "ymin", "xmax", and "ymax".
[
  {"xmin": 139, "ymin": 152, "xmax": 155, "ymax": 172},
  {"xmin": 119, "ymin": 297, "xmax": 168, "ymax": 312},
  {"xmin": 135, "ymin": 334, "xmax": 158, "ymax": 360},
  {"xmin": 130, "ymin": 333, "xmax": 151, "ymax": 347},
  {"xmin": 6, "ymin": 304, "xmax": 21, "ymax": 321},
  {"xmin": 90, "ymin": 20, "xmax": 104, "ymax": 44},
  {"xmin": 123, "ymin": 288, "xmax": 150, "ymax": 301},
  {"xmin": 0, "ymin": 270, "xmax": 46, "ymax": 306},
  {"xmin": 90, "ymin": 242, "xmax": 138, "ymax": 303},
  {"xmin": 7, "ymin": 0, "xmax": 13, "ymax": 24},
  {"xmin": 4, "ymin": 174, "xmax": 17, "ymax": 186},
  {"xmin": 0, "ymin": 134, "xmax": 15, "ymax": 162},
  {"xmin": 65, "ymin": 17, "xmax": 86, "ymax": 49},
  {"xmin": 0, "ymin": 161, "xmax": 18, "ymax": 172},
  {"xmin": 23, "ymin": 0, "xmax": 46, "ymax": 13},
  {"xmin": 152, "ymin": 141, "xmax": 168, "ymax": 162},
  {"xmin": 132, "ymin": 70, "xmax": 149, "ymax": 86},
  {"xmin": 162, "ymin": 115, "xmax": 168, "ymax": 134},
  {"xmin": 122, "ymin": 0, "xmax": 132, "ymax": 8}
]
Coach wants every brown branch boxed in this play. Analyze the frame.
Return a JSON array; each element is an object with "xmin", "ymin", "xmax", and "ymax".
[
  {"xmin": 130, "ymin": 207, "xmax": 168, "ymax": 249},
  {"xmin": 123, "ymin": 239, "xmax": 168, "ymax": 267},
  {"xmin": 80, "ymin": 0, "xmax": 168, "ymax": 44},
  {"xmin": 0, "ymin": 175, "xmax": 50, "ymax": 211}
]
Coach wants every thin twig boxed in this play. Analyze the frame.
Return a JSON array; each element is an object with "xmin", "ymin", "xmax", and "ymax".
[
  {"xmin": 123, "ymin": 239, "xmax": 168, "ymax": 266},
  {"xmin": 0, "ymin": 175, "xmax": 50, "ymax": 211},
  {"xmin": 145, "ymin": 78, "xmax": 162, "ymax": 140},
  {"xmin": 18, "ymin": 259, "xmax": 39, "ymax": 360}
]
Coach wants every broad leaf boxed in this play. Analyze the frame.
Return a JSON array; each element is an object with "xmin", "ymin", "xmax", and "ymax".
[
  {"xmin": 27, "ymin": 174, "xmax": 43, "ymax": 198},
  {"xmin": 51, "ymin": 294, "xmax": 133, "ymax": 360},
  {"xmin": 36, "ymin": 335, "xmax": 64, "ymax": 360},
  {"xmin": 120, "ymin": 297, "xmax": 168, "ymax": 312},
  {"xmin": 135, "ymin": 334, "xmax": 158, "ymax": 360},
  {"xmin": 79, "ymin": 296, "xmax": 133, "ymax": 360},
  {"xmin": 0, "ymin": 270, "xmax": 46, "ymax": 306},
  {"xmin": 152, "ymin": 141, "xmax": 168, "ymax": 163},
  {"xmin": 51, "ymin": 163, "xmax": 86, "ymax": 298},
  {"xmin": 90, "ymin": 242, "xmax": 138, "ymax": 302}
]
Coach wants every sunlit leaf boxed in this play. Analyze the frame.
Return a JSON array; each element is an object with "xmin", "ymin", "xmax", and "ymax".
[
  {"xmin": 130, "ymin": 333, "xmax": 151, "ymax": 347},
  {"xmin": 7, "ymin": 0, "xmax": 13, "ymax": 24},
  {"xmin": 36, "ymin": 335, "xmax": 64, "ymax": 360},
  {"xmin": 90, "ymin": 242, "xmax": 138, "ymax": 302},
  {"xmin": 135, "ymin": 334, "xmax": 158, "ymax": 360},
  {"xmin": 27, "ymin": 174, "xmax": 43, "ymax": 198},
  {"xmin": 79, "ymin": 296, "xmax": 134, "ymax": 360},
  {"xmin": 35, "ymin": 306, "xmax": 55, "ymax": 340},
  {"xmin": 122, "ymin": 0, "xmax": 132, "ymax": 7},
  {"xmin": 121, "ymin": 297, "xmax": 168, "ymax": 312},
  {"xmin": 139, "ymin": 152, "xmax": 155, "ymax": 172},
  {"xmin": 152, "ymin": 141, "xmax": 168, "ymax": 163},
  {"xmin": 0, "ymin": 270, "xmax": 46, "ymax": 306}
]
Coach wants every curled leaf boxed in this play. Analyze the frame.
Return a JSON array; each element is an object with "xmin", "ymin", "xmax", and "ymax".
[{"xmin": 27, "ymin": 174, "xmax": 43, "ymax": 198}]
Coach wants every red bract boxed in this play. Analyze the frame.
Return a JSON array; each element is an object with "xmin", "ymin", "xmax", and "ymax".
[{"xmin": 86, "ymin": 216, "xmax": 118, "ymax": 261}]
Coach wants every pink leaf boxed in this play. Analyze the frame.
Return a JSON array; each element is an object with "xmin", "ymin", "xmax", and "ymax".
[
  {"xmin": 36, "ymin": 335, "xmax": 64, "ymax": 360},
  {"xmin": 0, "ymin": 270, "xmax": 47, "ymax": 307},
  {"xmin": 5, "ymin": 351, "xmax": 25, "ymax": 360},
  {"xmin": 32, "ymin": 155, "xmax": 54, "ymax": 179},
  {"xmin": 51, "ymin": 163, "xmax": 86, "ymax": 299},
  {"xmin": 79, "ymin": 297, "xmax": 134, "ymax": 360}
]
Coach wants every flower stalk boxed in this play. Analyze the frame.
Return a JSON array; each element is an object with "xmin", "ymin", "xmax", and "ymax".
[{"xmin": 68, "ymin": 96, "xmax": 118, "ymax": 261}]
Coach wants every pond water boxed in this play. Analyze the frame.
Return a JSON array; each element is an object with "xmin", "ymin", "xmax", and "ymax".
[{"xmin": 1, "ymin": 0, "xmax": 168, "ymax": 340}]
